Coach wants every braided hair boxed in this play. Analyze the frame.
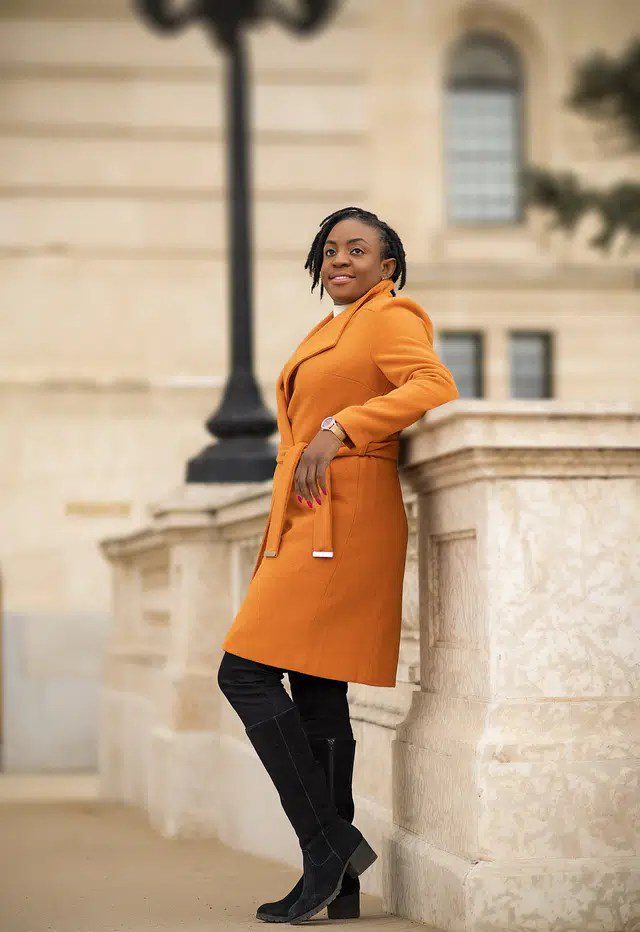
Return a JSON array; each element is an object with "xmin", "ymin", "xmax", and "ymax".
[{"xmin": 304, "ymin": 206, "xmax": 407, "ymax": 300}]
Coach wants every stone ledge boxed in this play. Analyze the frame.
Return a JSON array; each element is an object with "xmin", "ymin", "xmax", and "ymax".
[
  {"xmin": 406, "ymin": 446, "xmax": 640, "ymax": 492},
  {"xmin": 400, "ymin": 401, "xmax": 640, "ymax": 482},
  {"xmin": 407, "ymin": 258, "xmax": 640, "ymax": 290}
]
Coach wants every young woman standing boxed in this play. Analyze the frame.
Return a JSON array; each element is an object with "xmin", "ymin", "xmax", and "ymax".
[{"xmin": 218, "ymin": 206, "xmax": 459, "ymax": 924}]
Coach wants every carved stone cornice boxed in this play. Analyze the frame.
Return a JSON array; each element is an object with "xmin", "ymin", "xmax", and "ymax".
[
  {"xmin": 405, "ymin": 445, "xmax": 640, "ymax": 494},
  {"xmin": 399, "ymin": 402, "xmax": 640, "ymax": 493}
]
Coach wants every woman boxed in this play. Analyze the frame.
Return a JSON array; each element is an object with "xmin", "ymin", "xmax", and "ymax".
[{"xmin": 218, "ymin": 206, "xmax": 459, "ymax": 924}]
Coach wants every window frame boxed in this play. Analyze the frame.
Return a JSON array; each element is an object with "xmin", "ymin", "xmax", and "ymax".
[
  {"xmin": 508, "ymin": 329, "xmax": 554, "ymax": 399},
  {"xmin": 443, "ymin": 31, "xmax": 526, "ymax": 227},
  {"xmin": 436, "ymin": 329, "xmax": 485, "ymax": 398}
]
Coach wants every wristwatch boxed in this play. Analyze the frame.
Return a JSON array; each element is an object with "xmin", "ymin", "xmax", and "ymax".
[{"xmin": 321, "ymin": 415, "xmax": 347, "ymax": 443}]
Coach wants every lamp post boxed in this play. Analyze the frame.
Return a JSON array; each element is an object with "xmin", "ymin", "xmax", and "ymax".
[{"xmin": 133, "ymin": 0, "xmax": 338, "ymax": 482}]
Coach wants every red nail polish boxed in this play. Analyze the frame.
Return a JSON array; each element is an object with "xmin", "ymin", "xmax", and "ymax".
[{"xmin": 297, "ymin": 495, "xmax": 302, "ymax": 503}]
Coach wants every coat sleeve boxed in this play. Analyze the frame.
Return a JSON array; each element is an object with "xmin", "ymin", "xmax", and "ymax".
[{"xmin": 332, "ymin": 298, "xmax": 459, "ymax": 449}]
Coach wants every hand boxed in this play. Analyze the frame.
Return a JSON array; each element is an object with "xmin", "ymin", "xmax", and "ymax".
[{"xmin": 294, "ymin": 429, "xmax": 342, "ymax": 508}]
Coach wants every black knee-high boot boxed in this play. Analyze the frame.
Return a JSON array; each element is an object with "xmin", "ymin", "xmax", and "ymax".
[
  {"xmin": 256, "ymin": 736, "xmax": 360, "ymax": 922},
  {"xmin": 244, "ymin": 706, "xmax": 376, "ymax": 924},
  {"xmin": 312, "ymin": 737, "xmax": 361, "ymax": 920}
]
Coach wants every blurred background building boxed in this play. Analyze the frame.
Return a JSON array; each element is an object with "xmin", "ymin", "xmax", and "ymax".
[{"xmin": 1, "ymin": 0, "xmax": 638, "ymax": 772}]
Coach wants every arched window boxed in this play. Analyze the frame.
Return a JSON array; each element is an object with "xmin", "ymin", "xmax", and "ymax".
[{"xmin": 444, "ymin": 32, "xmax": 523, "ymax": 223}]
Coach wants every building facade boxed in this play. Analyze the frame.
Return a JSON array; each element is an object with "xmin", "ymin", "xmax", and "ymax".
[{"xmin": 1, "ymin": 0, "xmax": 638, "ymax": 769}]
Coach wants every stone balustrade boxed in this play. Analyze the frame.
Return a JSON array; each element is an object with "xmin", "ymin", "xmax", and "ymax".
[{"xmin": 99, "ymin": 401, "xmax": 639, "ymax": 930}]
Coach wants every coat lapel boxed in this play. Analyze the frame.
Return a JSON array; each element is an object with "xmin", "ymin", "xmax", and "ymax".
[{"xmin": 281, "ymin": 277, "xmax": 395, "ymax": 406}]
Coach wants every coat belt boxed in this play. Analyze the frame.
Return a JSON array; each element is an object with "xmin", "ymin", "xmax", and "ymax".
[{"xmin": 263, "ymin": 438, "xmax": 400, "ymax": 561}]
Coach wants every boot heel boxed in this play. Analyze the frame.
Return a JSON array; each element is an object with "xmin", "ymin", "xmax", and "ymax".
[
  {"xmin": 346, "ymin": 838, "xmax": 377, "ymax": 877},
  {"xmin": 327, "ymin": 890, "xmax": 360, "ymax": 919}
]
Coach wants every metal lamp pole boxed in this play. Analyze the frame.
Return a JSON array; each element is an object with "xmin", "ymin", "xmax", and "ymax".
[{"xmin": 133, "ymin": 0, "xmax": 338, "ymax": 482}]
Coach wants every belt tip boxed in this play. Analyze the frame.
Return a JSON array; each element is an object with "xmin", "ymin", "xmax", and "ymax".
[
  {"xmin": 312, "ymin": 550, "xmax": 334, "ymax": 558},
  {"xmin": 264, "ymin": 550, "xmax": 277, "ymax": 557}
]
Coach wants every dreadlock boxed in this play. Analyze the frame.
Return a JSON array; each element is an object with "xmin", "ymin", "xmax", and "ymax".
[{"xmin": 304, "ymin": 206, "xmax": 407, "ymax": 300}]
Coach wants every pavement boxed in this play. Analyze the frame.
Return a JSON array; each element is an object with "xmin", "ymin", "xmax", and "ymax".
[{"xmin": 0, "ymin": 775, "xmax": 429, "ymax": 932}]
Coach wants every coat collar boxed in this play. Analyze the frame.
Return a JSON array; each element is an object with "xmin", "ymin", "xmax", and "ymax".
[{"xmin": 280, "ymin": 277, "xmax": 396, "ymax": 406}]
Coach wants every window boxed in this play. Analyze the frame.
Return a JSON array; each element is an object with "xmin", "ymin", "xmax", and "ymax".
[
  {"xmin": 509, "ymin": 331, "xmax": 552, "ymax": 398},
  {"xmin": 437, "ymin": 331, "xmax": 484, "ymax": 397},
  {"xmin": 444, "ymin": 32, "xmax": 524, "ymax": 223}
]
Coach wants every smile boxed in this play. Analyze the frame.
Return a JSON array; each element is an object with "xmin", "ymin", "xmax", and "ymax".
[{"xmin": 330, "ymin": 275, "xmax": 355, "ymax": 283}]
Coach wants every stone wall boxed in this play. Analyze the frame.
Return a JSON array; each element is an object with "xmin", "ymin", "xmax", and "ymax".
[{"xmin": 99, "ymin": 402, "xmax": 640, "ymax": 929}]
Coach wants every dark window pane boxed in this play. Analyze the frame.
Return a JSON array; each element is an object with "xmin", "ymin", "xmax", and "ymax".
[
  {"xmin": 438, "ymin": 331, "xmax": 483, "ymax": 398},
  {"xmin": 509, "ymin": 332, "xmax": 552, "ymax": 398}
]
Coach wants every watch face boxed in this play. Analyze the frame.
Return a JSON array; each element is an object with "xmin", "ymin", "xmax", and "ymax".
[{"xmin": 321, "ymin": 416, "xmax": 335, "ymax": 430}]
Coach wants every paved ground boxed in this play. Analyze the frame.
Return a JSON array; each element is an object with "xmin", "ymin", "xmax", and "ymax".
[{"xmin": 0, "ymin": 777, "xmax": 428, "ymax": 932}]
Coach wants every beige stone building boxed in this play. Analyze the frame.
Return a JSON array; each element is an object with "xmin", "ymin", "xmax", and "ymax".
[{"xmin": 0, "ymin": 0, "xmax": 637, "ymax": 779}]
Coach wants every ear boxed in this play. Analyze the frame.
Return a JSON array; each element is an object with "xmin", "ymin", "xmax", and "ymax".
[{"xmin": 382, "ymin": 256, "xmax": 397, "ymax": 279}]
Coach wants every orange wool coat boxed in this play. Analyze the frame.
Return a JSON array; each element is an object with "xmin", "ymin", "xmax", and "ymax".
[{"xmin": 220, "ymin": 277, "xmax": 459, "ymax": 686}]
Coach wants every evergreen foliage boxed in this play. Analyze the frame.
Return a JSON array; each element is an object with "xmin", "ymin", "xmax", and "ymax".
[{"xmin": 523, "ymin": 38, "xmax": 640, "ymax": 251}]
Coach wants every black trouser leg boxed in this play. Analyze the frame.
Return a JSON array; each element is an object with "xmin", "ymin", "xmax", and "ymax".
[
  {"xmin": 287, "ymin": 668, "xmax": 353, "ymax": 741},
  {"xmin": 216, "ymin": 650, "xmax": 295, "ymax": 728},
  {"xmin": 288, "ymin": 669, "xmax": 357, "ymax": 824},
  {"xmin": 217, "ymin": 651, "xmax": 371, "ymax": 923},
  {"xmin": 217, "ymin": 651, "xmax": 343, "ymax": 849}
]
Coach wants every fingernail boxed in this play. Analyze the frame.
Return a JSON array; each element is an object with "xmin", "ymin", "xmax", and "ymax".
[
  {"xmin": 297, "ymin": 495, "xmax": 302, "ymax": 503},
  {"xmin": 307, "ymin": 500, "xmax": 313, "ymax": 508},
  {"xmin": 314, "ymin": 497, "xmax": 321, "ymax": 505}
]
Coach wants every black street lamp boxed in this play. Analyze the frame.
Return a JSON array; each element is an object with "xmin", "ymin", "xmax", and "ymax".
[{"xmin": 133, "ymin": 0, "xmax": 339, "ymax": 482}]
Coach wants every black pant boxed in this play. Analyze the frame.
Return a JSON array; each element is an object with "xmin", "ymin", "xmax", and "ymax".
[{"xmin": 217, "ymin": 651, "xmax": 354, "ymax": 741}]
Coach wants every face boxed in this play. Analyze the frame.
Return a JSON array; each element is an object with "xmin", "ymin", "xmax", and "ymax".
[{"xmin": 320, "ymin": 217, "xmax": 396, "ymax": 305}]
